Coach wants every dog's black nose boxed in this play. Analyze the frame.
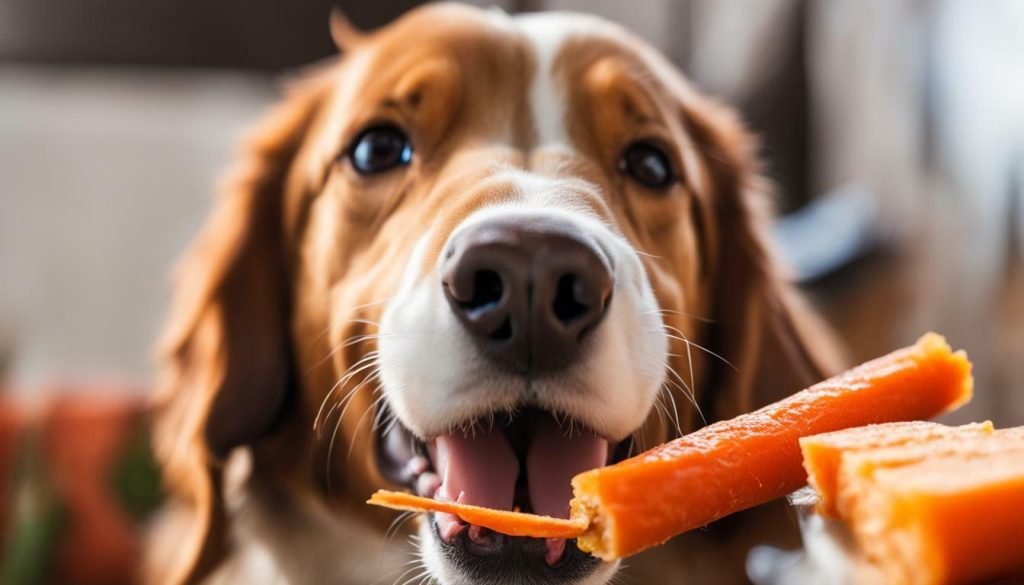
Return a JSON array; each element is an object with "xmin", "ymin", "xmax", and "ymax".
[{"xmin": 442, "ymin": 217, "xmax": 613, "ymax": 375}]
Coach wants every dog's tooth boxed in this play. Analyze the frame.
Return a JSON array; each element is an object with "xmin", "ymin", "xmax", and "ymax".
[
  {"xmin": 406, "ymin": 456, "xmax": 429, "ymax": 477},
  {"xmin": 436, "ymin": 512, "xmax": 466, "ymax": 543},
  {"xmin": 544, "ymin": 538, "xmax": 566, "ymax": 566},
  {"xmin": 467, "ymin": 525, "xmax": 493, "ymax": 545},
  {"xmin": 416, "ymin": 472, "xmax": 441, "ymax": 497}
]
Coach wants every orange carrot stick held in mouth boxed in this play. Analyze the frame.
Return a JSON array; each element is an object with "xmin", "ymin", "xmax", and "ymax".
[{"xmin": 368, "ymin": 333, "xmax": 973, "ymax": 560}]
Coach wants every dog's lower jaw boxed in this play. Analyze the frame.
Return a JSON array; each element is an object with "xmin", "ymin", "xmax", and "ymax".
[{"xmin": 417, "ymin": 521, "xmax": 621, "ymax": 585}]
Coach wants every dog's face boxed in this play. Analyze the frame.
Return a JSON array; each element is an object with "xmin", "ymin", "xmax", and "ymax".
[{"xmin": 152, "ymin": 5, "xmax": 839, "ymax": 585}]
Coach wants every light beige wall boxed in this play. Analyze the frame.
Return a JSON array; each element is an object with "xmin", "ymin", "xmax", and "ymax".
[{"xmin": 0, "ymin": 67, "xmax": 276, "ymax": 390}]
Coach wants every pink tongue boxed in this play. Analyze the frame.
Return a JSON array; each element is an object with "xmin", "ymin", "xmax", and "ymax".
[
  {"xmin": 526, "ymin": 418, "xmax": 608, "ymax": 519},
  {"xmin": 434, "ymin": 425, "xmax": 519, "ymax": 510},
  {"xmin": 432, "ymin": 417, "xmax": 609, "ymax": 522}
]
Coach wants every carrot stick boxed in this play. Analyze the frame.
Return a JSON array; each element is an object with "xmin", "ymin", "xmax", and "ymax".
[
  {"xmin": 367, "ymin": 490, "xmax": 587, "ymax": 538},
  {"xmin": 571, "ymin": 333, "xmax": 972, "ymax": 559}
]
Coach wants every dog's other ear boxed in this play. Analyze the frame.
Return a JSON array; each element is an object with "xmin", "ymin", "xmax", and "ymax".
[
  {"xmin": 683, "ymin": 95, "xmax": 846, "ymax": 422},
  {"xmin": 147, "ymin": 71, "xmax": 331, "ymax": 585},
  {"xmin": 330, "ymin": 8, "xmax": 367, "ymax": 51}
]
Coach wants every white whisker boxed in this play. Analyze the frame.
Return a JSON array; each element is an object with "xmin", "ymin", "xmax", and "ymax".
[
  {"xmin": 347, "ymin": 391, "xmax": 390, "ymax": 460},
  {"xmin": 660, "ymin": 328, "xmax": 737, "ymax": 372},
  {"xmin": 349, "ymin": 296, "xmax": 396, "ymax": 313},
  {"xmin": 390, "ymin": 564, "xmax": 424, "ymax": 585},
  {"xmin": 384, "ymin": 511, "xmax": 416, "ymax": 546},
  {"xmin": 665, "ymin": 362, "xmax": 703, "ymax": 427},
  {"xmin": 658, "ymin": 379, "xmax": 685, "ymax": 437},
  {"xmin": 326, "ymin": 370, "xmax": 382, "ymax": 491},
  {"xmin": 632, "ymin": 249, "xmax": 664, "ymax": 260},
  {"xmin": 639, "ymin": 307, "xmax": 714, "ymax": 323},
  {"xmin": 314, "ymin": 351, "xmax": 381, "ymax": 432}
]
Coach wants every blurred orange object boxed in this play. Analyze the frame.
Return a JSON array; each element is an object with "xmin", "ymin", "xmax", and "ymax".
[
  {"xmin": 0, "ymin": 395, "xmax": 24, "ymax": 546},
  {"xmin": 0, "ymin": 388, "xmax": 151, "ymax": 585}
]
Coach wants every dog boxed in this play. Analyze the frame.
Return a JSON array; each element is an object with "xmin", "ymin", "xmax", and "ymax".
[{"xmin": 146, "ymin": 4, "xmax": 842, "ymax": 584}]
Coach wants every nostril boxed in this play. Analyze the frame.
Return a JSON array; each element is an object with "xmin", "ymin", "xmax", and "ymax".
[
  {"xmin": 490, "ymin": 318, "xmax": 513, "ymax": 341},
  {"xmin": 459, "ymin": 269, "xmax": 504, "ymax": 316},
  {"xmin": 552, "ymin": 274, "xmax": 590, "ymax": 325},
  {"xmin": 445, "ymin": 262, "xmax": 516, "ymax": 343}
]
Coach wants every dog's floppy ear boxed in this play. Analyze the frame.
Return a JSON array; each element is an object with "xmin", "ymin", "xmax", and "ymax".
[
  {"xmin": 147, "ymin": 71, "xmax": 331, "ymax": 585},
  {"xmin": 683, "ymin": 95, "xmax": 846, "ymax": 421}
]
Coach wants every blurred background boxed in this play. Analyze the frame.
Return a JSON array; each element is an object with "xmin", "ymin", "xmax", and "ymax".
[
  {"xmin": 0, "ymin": 0, "xmax": 1022, "ymax": 582},
  {"xmin": 4, "ymin": 0, "xmax": 1021, "ymax": 422}
]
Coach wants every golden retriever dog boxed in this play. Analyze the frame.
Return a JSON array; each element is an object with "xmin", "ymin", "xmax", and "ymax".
[{"xmin": 147, "ymin": 4, "xmax": 842, "ymax": 584}]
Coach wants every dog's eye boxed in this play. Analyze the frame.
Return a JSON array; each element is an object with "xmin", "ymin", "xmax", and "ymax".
[
  {"xmin": 619, "ymin": 141, "xmax": 675, "ymax": 189},
  {"xmin": 348, "ymin": 125, "xmax": 412, "ymax": 174}
]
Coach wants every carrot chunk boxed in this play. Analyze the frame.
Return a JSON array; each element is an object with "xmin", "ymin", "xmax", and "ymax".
[
  {"xmin": 366, "ymin": 490, "xmax": 587, "ymax": 538},
  {"xmin": 571, "ymin": 333, "xmax": 972, "ymax": 559},
  {"xmin": 841, "ymin": 434, "xmax": 1024, "ymax": 585},
  {"xmin": 799, "ymin": 421, "xmax": 994, "ymax": 518}
]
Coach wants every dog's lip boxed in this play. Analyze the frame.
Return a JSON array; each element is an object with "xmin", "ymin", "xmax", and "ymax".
[{"xmin": 428, "ymin": 514, "xmax": 603, "ymax": 578}]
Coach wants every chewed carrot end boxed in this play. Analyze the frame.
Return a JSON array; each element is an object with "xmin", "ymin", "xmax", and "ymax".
[{"xmin": 367, "ymin": 490, "xmax": 589, "ymax": 539}]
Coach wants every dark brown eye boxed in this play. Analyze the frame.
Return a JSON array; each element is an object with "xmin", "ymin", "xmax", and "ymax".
[
  {"xmin": 348, "ymin": 124, "xmax": 412, "ymax": 174},
  {"xmin": 619, "ymin": 141, "xmax": 675, "ymax": 189}
]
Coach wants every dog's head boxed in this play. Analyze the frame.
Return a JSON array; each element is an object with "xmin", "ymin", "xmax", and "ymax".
[{"xmin": 151, "ymin": 5, "xmax": 840, "ymax": 585}]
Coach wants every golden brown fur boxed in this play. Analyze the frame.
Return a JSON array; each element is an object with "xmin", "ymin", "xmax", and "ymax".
[{"xmin": 147, "ymin": 5, "xmax": 843, "ymax": 584}]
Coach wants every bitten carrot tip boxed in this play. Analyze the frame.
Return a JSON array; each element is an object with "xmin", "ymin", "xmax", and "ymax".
[{"xmin": 367, "ymin": 489, "xmax": 589, "ymax": 539}]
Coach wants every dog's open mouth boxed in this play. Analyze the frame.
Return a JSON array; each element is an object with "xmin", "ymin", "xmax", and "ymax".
[{"xmin": 377, "ymin": 408, "xmax": 631, "ymax": 568}]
